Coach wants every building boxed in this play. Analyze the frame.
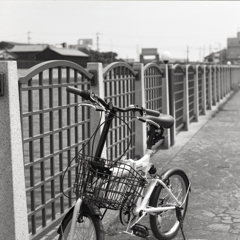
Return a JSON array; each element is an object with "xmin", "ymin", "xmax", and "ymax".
[
  {"xmin": 9, "ymin": 44, "xmax": 47, "ymax": 60},
  {"xmin": 0, "ymin": 50, "xmax": 17, "ymax": 60},
  {"xmin": 204, "ymin": 49, "xmax": 227, "ymax": 64},
  {"xmin": 227, "ymin": 32, "xmax": 240, "ymax": 64},
  {"xmin": 0, "ymin": 41, "xmax": 30, "ymax": 50},
  {"xmin": 36, "ymin": 46, "xmax": 89, "ymax": 67},
  {"xmin": 140, "ymin": 48, "xmax": 160, "ymax": 64}
]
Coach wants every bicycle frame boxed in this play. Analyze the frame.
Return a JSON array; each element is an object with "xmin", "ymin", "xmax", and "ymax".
[
  {"xmin": 121, "ymin": 151, "xmax": 191, "ymax": 234},
  {"xmin": 63, "ymin": 104, "xmax": 189, "ymax": 239}
]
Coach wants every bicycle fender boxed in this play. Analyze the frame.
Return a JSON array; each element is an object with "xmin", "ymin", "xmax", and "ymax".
[
  {"xmin": 87, "ymin": 204, "xmax": 103, "ymax": 216},
  {"xmin": 57, "ymin": 206, "xmax": 74, "ymax": 234},
  {"xmin": 160, "ymin": 168, "xmax": 191, "ymax": 191}
]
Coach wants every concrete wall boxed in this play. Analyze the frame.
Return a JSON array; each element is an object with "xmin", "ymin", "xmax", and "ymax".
[{"xmin": 0, "ymin": 61, "xmax": 29, "ymax": 239}]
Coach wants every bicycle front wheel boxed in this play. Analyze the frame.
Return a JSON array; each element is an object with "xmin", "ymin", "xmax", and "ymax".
[
  {"xmin": 58, "ymin": 206, "xmax": 105, "ymax": 240},
  {"xmin": 149, "ymin": 170, "xmax": 189, "ymax": 240}
]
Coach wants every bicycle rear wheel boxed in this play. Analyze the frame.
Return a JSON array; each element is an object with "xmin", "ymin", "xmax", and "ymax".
[
  {"xmin": 58, "ymin": 206, "xmax": 105, "ymax": 240},
  {"xmin": 149, "ymin": 170, "xmax": 189, "ymax": 240}
]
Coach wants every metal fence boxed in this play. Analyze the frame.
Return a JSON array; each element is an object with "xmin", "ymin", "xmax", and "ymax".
[
  {"xmin": 197, "ymin": 66, "xmax": 203, "ymax": 113},
  {"xmin": 18, "ymin": 60, "xmax": 93, "ymax": 239},
  {"xmin": 171, "ymin": 64, "xmax": 185, "ymax": 131},
  {"xmin": 205, "ymin": 66, "xmax": 210, "ymax": 109},
  {"xmin": 103, "ymin": 62, "xmax": 138, "ymax": 160},
  {"xmin": 187, "ymin": 65, "xmax": 195, "ymax": 122},
  {"xmin": 16, "ymin": 60, "xmax": 240, "ymax": 239},
  {"xmin": 143, "ymin": 63, "xmax": 163, "ymax": 113}
]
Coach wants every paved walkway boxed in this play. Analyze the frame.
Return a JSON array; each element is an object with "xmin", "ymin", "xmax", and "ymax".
[
  {"xmin": 44, "ymin": 90, "xmax": 240, "ymax": 240},
  {"xmin": 103, "ymin": 90, "xmax": 240, "ymax": 240}
]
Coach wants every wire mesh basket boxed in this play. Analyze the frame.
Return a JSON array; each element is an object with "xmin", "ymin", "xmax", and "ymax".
[{"xmin": 73, "ymin": 153, "xmax": 146, "ymax": 211}]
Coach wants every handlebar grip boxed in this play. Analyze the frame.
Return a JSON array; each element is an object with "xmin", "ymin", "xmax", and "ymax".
[
  {"xmin": 66, "ymin": 86, "xmax": 91, "ymax": 100},
  {"xmin": 145, "ymin": 108, "xmax": 160, "ymax": 117}
]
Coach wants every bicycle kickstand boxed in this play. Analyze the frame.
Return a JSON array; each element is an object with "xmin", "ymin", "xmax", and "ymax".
[{"xmin": 176, "ymin": 207, "xmax": 186, "ymax": 240}]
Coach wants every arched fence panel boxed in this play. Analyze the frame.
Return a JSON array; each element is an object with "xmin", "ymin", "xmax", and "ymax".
[
  {"xmin": 144, "ymin": 63, "xmax": 163, "ymax": 112},
  {"xmin": 205, "ymin": 66, "xmax": 210, "ymax": 109},
  {"xmin": 216, "ymin": 66, "xmax": 219, "ymax": 102},
  {"xmin": 210, "ymin": 66, "xmax": 216, "ymax": 105},
  {"xmin": 103, "ymin": 62, "xmax": 138, "ymax": 160},
  {"xmin": 187, "ymin": 65, "xmax": 195, "ymax": 121},
  {"xmin": 219, "ymin": 66, "xmax": 223, "ymax": 99},
  {"xmin": 172, "ymin": 65, "xmax": 185, "ymax": 131},
  {"xmin": 197, "ymin": 66, "xmax": 203, "ymax": 113},
  {"xmin": 18, "ymin": 60, "xmax": 93, "ymax": 239}
]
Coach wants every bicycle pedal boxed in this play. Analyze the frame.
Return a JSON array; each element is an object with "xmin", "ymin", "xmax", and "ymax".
[{"xmin": 131, "ymin": 224, "xmax": 149, "ymax": 238}]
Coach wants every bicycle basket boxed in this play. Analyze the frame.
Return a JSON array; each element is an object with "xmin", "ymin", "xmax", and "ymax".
[{"xmin": 73, "ymin": 154, "xmax": 146, "ymax": 211}]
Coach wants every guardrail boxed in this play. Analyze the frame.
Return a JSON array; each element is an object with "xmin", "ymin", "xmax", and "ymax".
[{"xmin": 0, "ymin": 60, "xmax": 239, "ymax": 240}]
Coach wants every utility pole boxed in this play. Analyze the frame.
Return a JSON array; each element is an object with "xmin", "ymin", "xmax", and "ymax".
[
  {"xmin": 136, "ymin": 44, "xmax": 139, "ymax": 62},
  {"xmin": 199, "ymin": 47, "xmax": 202, "ymax": 62},
  {"xmin": 186, "ymin": 46, "xmax": 189, "ymax": 63},
  {"xmin": 96, "ymin": 32, "xmax": 100, "ymax": 52},
  {"xmin": 203, "ymin": 45, "xmax": 205, "ymax": 61},
  {"xmin": 28, "ymin": 31, "xmax": 31, "ymax": 44}
]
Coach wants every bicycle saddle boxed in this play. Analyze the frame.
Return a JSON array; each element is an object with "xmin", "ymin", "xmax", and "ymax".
[{"xmin": 147, "ymin": 114, "xmax": 174, "ymax": 128}]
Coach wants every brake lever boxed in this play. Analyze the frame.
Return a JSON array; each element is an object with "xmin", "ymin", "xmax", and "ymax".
[
  {"xmin": 78, "ymin": 102, "xmax": 105, "ymax": 112},
  {"xmin": 78, "ymin": 102, "xmax": 97, "ymax": 109},
  {"xmin": 137, "ymin": 116, "xmax": 160, "ymax": 129}
]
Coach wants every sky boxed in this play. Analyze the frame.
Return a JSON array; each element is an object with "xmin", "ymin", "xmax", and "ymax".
[{"xmin": 1, "ymin": 0, "xmax": 240, "ymax": 62}]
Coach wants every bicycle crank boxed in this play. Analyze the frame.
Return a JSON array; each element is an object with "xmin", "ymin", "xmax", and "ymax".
[{"xmin": 131, "ymin": 224, "xmax": 149, "ymax": 238}]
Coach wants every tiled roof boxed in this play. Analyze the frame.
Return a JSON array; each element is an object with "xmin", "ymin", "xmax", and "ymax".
[
  {"xmin": 9, "ymin": 45, "xmax": 47, "ymax": 52},
  {"xmin": 0, "ymin": 50, "xmax": 18, "ymax": 58},
  {"xmin": 48, "ymin": 46, "xmax": 88, "ymax": 57}
]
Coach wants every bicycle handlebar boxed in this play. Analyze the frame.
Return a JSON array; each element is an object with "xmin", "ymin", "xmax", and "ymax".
[
  {"xmin": 66, "ymin": 86, "xmax": 91, "ymax": 100},
  {"xmin": 66, "ymin": 86, "xmax": 161, "ymax": 117},
  {"xmin": 145, "ymin": 109, "xmax": 160, "ymax": 117}
]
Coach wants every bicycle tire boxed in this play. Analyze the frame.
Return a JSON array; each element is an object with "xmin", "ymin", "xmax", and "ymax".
[
  {"xmin": 149, "ymin": 170, "xmax": 189, "ymax": 240},
  {"xmin": 58, "ymin": 206, "xmax": 105, "ymax": 240}
]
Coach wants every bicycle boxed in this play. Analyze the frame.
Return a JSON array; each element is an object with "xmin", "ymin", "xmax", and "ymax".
[{"xmin": 57, "ymin": 86, "xmax": 191, "ymax": 240}]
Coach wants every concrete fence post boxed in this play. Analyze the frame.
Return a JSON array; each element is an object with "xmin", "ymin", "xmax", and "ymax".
[
  {"xmin": 133, "ymin": 63, "xmax": 147, "ymax": 156},
  {"xmin": 0, "ymin": 61, "xmax": 29, "ymax": 239},
  {"xmin": 208, "ymin": 66, "xmax": 213, "ymax": 110},
  {"xmin": 219, "ymin": 67, "xmax": 222, "ymax": 100},
  {"xmin": 184, "ymin": 65, "xmax": 190, "ymax": 131},
  {"xmin": 194, "ymin": 66, "xmax": 199, "ymax": 121},
  {"xmin": 201, "ymin": 65, "xmax": 207, "ymax": 115},
  {"xmin": 168, "ymin": 65, "xmax": 176, "ymax": 146},
  {"xmin": 86, "ymin": 62, "xmax": 107, "ymax": 159},
  {"xmin": 212, "ymin": 66, "xmax": 217, "ymax": 105},
  {"xmin": 217, "ymin": 67, "xmax": 221, "ymax": 102},
  {"xmin": 222, "ymin": 66, "xmax": 225, "ymax": 97},
  {"xmin": 223, "ymin": 66, "xmax": 226, "ymax": 98},
  {"xmin": 161, "ymin": 64, "xmax": 170, "ymax": 148},
  {"xmin": 227, "ymin": 66, "xmax": 232, "ymax": 93}
]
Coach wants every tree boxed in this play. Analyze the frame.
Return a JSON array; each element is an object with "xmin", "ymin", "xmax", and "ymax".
[{"xmin": 88, "ymin": 50, "xmax": 118, "ymax": 64}]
